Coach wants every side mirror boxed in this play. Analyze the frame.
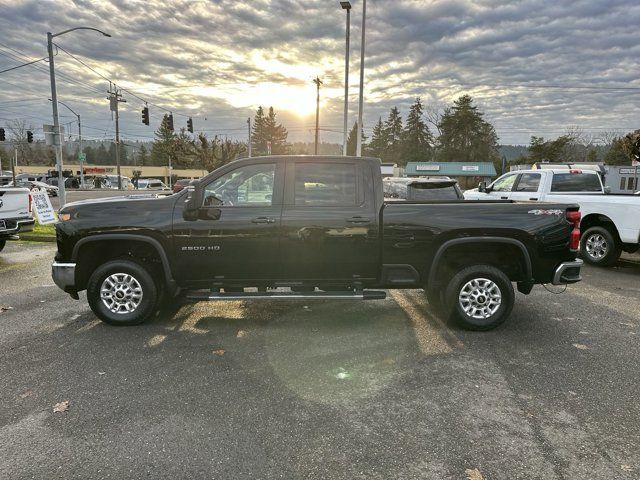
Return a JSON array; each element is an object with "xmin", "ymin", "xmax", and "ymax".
[
  {"xmin": 182, "ymin": 185, "xmax": 202, "ymax": 221},
  {"xmin": 478, "ymin": 181, "xmax": 487, "ymax": 193},
  {"xmin": 603, "ymin": 186, "xmax": 611, "ymax": 194}
]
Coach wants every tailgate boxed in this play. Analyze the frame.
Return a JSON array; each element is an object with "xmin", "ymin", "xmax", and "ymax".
[{"xmin": 0, "ymin": 188, "xmax": 31, "ymax": 220}]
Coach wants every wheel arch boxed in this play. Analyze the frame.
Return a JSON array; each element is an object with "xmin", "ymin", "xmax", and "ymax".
[
  {"xmin": 72, "ymin": 234, "xmax": 177, "ymax": 294},
  {"xmin": 580, "ymin": 213, "xmax": 621, "ymax": 242},
  {"xmin": 427, "ymin": 237, "xmax": 532, "ymax": 290}
]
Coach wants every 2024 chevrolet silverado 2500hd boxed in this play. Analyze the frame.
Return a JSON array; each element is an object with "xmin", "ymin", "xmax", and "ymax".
[
  {"xmin": 464, "ymin": 168, "xmax": 640, "ymax": 266},
  {"xmin": 52, "ymin": 156, "xmax": 583, "ymax": 330},
  {"xmin": 0, "ymin": 186, "xmax": 34, "ymax": 252}
]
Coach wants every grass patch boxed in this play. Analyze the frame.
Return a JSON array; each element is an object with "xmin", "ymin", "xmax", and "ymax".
[{"xmin": 30, "ymin": 222, "xmax": 56, "ymax": 237}]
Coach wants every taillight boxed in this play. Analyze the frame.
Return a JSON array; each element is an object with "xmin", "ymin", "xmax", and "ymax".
[
  {"xmin": 569, "ymin": 169, "xmax": 582, "ymax": 174},
  {"xmin": 28, "ymin": 193, "xmax": 32, "ymax": 214},
  {"xmin": 566, "ymin": 210, "xmax": 581, "ymax": 251}
]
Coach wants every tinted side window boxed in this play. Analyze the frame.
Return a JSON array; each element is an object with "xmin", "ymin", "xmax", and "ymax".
[
  {"xmin": 203, "ymin": 163, "xmax": 275, "ymax": 207},
  {"xmin": 294, "ymin": 163, "xmax": 357, "ymax": 206},
  {"xmin": 515, "ymin": 173, "xmax": 541, "ymax": 192},
  {"xmin": 550, "ymin": 173, "xmax": 602, "ymax": 192}
]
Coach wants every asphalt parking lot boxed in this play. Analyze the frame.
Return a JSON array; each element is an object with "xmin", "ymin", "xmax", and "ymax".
[{"xmin": 0, "ymin": 242, "xmax": 638, "ymax": 479}]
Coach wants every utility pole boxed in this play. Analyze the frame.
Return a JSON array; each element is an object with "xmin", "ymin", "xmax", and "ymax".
[
  {"xmin": 341, "ymin": 1, "xmax": 352, "ymax": 156},
  {"xmin": 313, "ymin": 76, "xmax": 323, "ymax": 155},
  {"xmin": 247, "ymin": 117, "xmax": 252, "ymax": 158},
  {"xmin": 356, "ymin": 0, "xmax": 367, "ymax": 157},
  {"xmin": 47, "ymin": 32, "xmax": 66, "ymax": 206},
  {"xmin": 108, "ymin": 85, "xmax": 126, "ymax": 190},
  {"xmin": 12, "ymin": 148, "xmax": 17, "ymax": 185}
]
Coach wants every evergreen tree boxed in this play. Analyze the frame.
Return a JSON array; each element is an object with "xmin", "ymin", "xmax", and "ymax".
[
  {"xmin": 251, "ymin": 106, "xmax": 268, "ymax": 155},
  {"xmin": 401, "ymin": 97, "xmax": 433, "ymax": 165},
  {"xmin": 346, "ymin": 122, "xmax": 367, "ymax": 156},
  {"xmin": 367, "ymin": 117, "xmax": 387, "ymax": 159},
  {"xmin": 383, "ymin": 107, "xmax": 403, "ymax": 163},
  {"xmin": 138, "ymin": 144, "xmax": 149, "ymax": 166},
  {"xmin": 151, "ymin": 114, "xmax": 178, "ymax": 167},
  {"xmin": 95, "ymin": 143, "xmax": 109, "ymax": 165},
  {"xmin": 436, "ymin": 95, "xmax": 499, "ymax": 163},
  {"xmin": 265, "ymin": 107, "xmax": 289, "ymax": 155},
  {"xmin": 604, "ymin": 137, "xmax": 630, "ymax": 165}
]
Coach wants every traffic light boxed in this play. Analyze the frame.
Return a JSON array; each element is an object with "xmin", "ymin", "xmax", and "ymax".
[
  {"xmin": 141, "ymin": 106, "xmax": 149, "ymax": 125},
  {"xmin": 187, "ymin": 117, "xmax": 193, "ymax": 133},
  {"xmin": 167, "ymin": 114, "xmax": 174, "ymax": 131},
  {"xmin": 0, "ymin": 128, "xmax": 4, "ymax": 141},
  {"xmin": 27, "ymin": 130, "xmax": 33, "ymax": 143}
]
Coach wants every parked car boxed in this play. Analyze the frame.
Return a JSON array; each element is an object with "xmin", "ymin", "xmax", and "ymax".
[
  {"xmin": 0, "ymin": 186, "xmax": 34, "ymax": 252},
  {"xmin": 173, "ymin": 178, "xmax": 195, "ymax": 194},
  {"xmin": 383, "ymin": 177, "xmax": 463, "ymax": 200},
  {"xmin": 464, "ymin": 168, "xmax": 640, "ymax": 266},
  {"xmin": 53, "ymin": 156, "xmax": 584, "ymax": 330},
  {"xmin": 135, "ymin": 179, "xmax": 169, "ymax": 190},
  {"xmin": 10, "ymin": 180, "xmax": 59, "ymax": 197}
]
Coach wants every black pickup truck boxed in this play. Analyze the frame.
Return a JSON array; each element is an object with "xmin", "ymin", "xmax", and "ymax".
[{"xmin": 52, "ymin": 156, "xmax": 583, "ymax": 330}]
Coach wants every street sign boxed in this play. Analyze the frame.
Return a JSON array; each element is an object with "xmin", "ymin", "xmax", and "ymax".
[
  {"xmin": 31, "ymin": 191, "xmax": 57, "ymax": 225},
  {"xmin": 43, "ymin": 124, "xmax": 65, "ymax": 146},
  {"xmin": 78, "ymin": 153, "xmax": 86, "ymax": 162}
]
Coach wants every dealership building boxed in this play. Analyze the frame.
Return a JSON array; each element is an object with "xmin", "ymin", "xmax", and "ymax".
[{"xmin": 404, "ymin": 162, "xmax": 497, "ymax": 190}]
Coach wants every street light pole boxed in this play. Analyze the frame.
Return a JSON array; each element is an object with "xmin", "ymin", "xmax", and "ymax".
[
  {"xmin": 341, "ymin": 2, "xmax": 352, "ymax": 156},
  {"xmin": 53, "ymin": 100, "xmax": 84, "ymax": 188},
  {"xmin": 356, "ymin": 0, "xmax": 366, "ymax": 157},
  {"xmin": 47, "ymin": 26, "xmax": 110, "ymax": 208},
  {"xmin": 247, "ymin": 117, "xmax": 252, "ymax": 158}
]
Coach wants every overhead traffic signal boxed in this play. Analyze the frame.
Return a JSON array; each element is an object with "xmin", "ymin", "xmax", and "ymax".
[
  {"xmin": 167, "ymin": 114, "xmax": 174, "ymax": 131},
  {"xmin": 27, "ymin": 130, "xmax": 33, "ymax": 143},
  {"xmin": 141, "ymin": 106, "xmax": 149, "ymax": 125},
  {"xmin": 0, "ymin": 128, "xmax": 5, "ymax": 141},
  {"xmin": 187, "ymin": 117, "xmax": 193, "ymax": 133}
]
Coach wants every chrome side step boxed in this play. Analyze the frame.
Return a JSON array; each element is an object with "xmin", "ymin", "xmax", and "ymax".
[{"xmin": 185, "ymin": 290, "xmax": 387, "ymax": 301}]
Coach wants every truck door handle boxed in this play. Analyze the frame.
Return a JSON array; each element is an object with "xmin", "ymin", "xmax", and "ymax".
[
  {"xmin": 346, "ymin": 216, "xmax": 371, "ymax": 225},
  {"xmin": 529, "ymin": 198, "xmax": 538, "ymax": 201},
  {"xmin": 500, "ymin": 196, "xmax": 508, "ymax": 200},
  {"xmin": 251, "ymin": 216, "xmax": 276, "ymax": 224}
]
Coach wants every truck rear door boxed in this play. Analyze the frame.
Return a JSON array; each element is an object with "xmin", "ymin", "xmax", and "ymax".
[
  {"xmin": 509, "ymin": 172, "xmax": 543, "ymax": 201},
  {"xmin": 279, "ymin": 158, "xmax": 378, "ymax": 283}
]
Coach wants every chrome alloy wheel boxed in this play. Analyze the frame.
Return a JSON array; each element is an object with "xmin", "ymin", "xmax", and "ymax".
[
  {"xmin": 100, "ymin": 273, "xmax": 143, "ymax": 314},
  {"xmin": 458, "ymin": 278, "xmax": 502, "ymax": 319},
  {"xmin": 585, "ymin": 233, "xmax": 608, "ymax": 260}
]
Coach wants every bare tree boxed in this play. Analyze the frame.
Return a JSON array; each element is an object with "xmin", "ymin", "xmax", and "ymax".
[{"xmin": 6, "ymin": 120, "xmax": 35, "ymax": 166}]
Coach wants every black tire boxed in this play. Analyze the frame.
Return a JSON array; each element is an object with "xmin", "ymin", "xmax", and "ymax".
[
  {"xmin": 444, "ymin": 265, "xmax": 514, "ymax": 331},
  {"xmin": 0, "ymin": 240, "xmax": 5, "ymax": 252},
  {"xmin": 580, "ymin": 226, "xmax": 621, "ymax": 267},
  {"xmin": 87, "ymin": 259, "xmax": 159, "ymax": 326}
]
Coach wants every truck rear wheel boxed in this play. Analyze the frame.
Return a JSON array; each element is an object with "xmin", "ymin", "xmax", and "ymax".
[
  {"xmin": 0, "ymin": 240, "xmax": 5, "ymax": 252},
  {"xmin": 444, "ymin": 265, "xmax": 514, "ymax": 331},
  {"xmin": 580, "ymin": 226, "xmax": 621, "ymax": 267},
  {"xmin": 87, "ymin": 259, "xmax": 158, "ymax": 326}
]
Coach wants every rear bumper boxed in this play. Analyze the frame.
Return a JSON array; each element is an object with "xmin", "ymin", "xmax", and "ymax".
[
  {"xmin": 552, "ymin": 259, "xmax": 583, "ymax": 285},
  {"xmin": 52, "ymin": 262, "xmax": 76, "ymax": 293},
  {"xmin": 0, "ymin": 217, "xmax": 35, "ymax": 238}
]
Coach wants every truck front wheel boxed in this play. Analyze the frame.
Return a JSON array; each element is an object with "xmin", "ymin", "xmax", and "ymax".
[
  {"xmin": 444, "ymin": 265, "xmax": 514, "ymax": 331},
  {"xmin": 87, "ymin": 259, "xmax": 159, "ymax": 326},
  {"xmin": 580, "ymin": 226, "xmax": 621, "ymax": 267}
]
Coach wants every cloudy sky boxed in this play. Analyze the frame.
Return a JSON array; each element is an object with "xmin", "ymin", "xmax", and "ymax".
[{"xmin": 1, "ymin": 0, "xmax": 639, "ymax": 146}]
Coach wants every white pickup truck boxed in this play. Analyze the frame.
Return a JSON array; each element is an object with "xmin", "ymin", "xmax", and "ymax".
[
  {"xmin": 0, "ymin": 187, "xmax": 35, "ymax": 252},
  {"xmin": 464, "ymin": 169, "xmax": 640, "ymax": 266}
]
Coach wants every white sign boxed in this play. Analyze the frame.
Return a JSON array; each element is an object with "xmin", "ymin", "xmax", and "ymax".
[
  {"xmin": 31, "ymin": 191, "xmax": 57, "ymax": 225},
  {"xmin": 416, "ymin": 164, "xmax": 440, "ymax": 171},
  {"xmin": 619, "ymin": 168, "xmax": 636, "ymax": 174},
  {"xmin": 43, "ymin": 124, "xmax": 65, "ymax": 146},
  {"xmin": 461, "ymin": 165, "xmax": 480, "ymax": 172}
]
